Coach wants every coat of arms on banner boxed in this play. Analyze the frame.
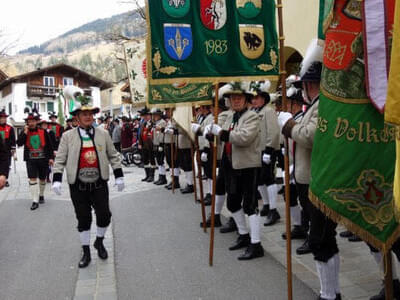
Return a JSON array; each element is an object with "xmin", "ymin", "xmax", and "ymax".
[
  {"xmin": 236, "ymin": 0, "xmax": 262, "ymax": 18},
  {"xmin": 162, "ymin": 0, "xmax": 190, "ymax": 18},
  {"xmin": 239, "ymin": 24, "xmax": 265, "ymax": 59},
  {"xmin": 200, "ymin": 0, "xmax": 227, "ymax": 30},
  {"xmin": 164, "ymin": 24, "xmax": 193, "ymax": 61}
]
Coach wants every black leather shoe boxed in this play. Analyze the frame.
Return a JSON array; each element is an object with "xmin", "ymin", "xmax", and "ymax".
[
  {"xmin": 39, "ymin": 196, "xmax": 45, "ymax": 204},
  {"xmin": 153, "ymin": 176, "xmax": 161, "ymax": 185},
  {"xmin": 167, "ymin": 177, "xmax": 180, "ymax": 190},
  {"xmin": 141, "ymin": 168, "xmax": 150, "ymax": 182},
  {"xmin": 339, "ymin": 230, "xmax": 353, "ymax": 238},
  {"xmin": 238, "ymin": 242, "xmax": 264, "ymax": 260},
  {"xmin": 282, "ymin": 225, "xmax": 307, "ymax": 240},
  {"xmin": 180, "ymin": 184, "xmax": 194, "ymax": 194},
  {"xmin": 370, "ymin": 279, "xmax": 400, "ymax": 300},
  {"xmin": 260, "ymin": 204, "xmax": 270, "ymax": 217},
  {"xmin": 229, "ymin": 233, "xmax": 250, "ymax": 251},
  {"xmin": 296, "ymin": 239, "xmax": 312, "ymax": 255},
  {"xmin": 165, "ymin": 182, "xmax": 172, "ymax": 189},
  {"xmin": 93, "ymin": 237, "xmax": 108, "ymax": 260},
  {"xmin": 146, "ymin": 169, "xmax": 155, "ymax": 182},
  {"xmin": 30, "ymin": 202, "xmax": 39, "ymax": 210},
  {"xmin": 220, "ymin": 217, "xmax": 237, "ymax": 233},
  {"xmin": 203, "ymin": 193, "xmax": 212, "ymax": 206},
  {"xmin": 154, "ymin": 175, "xmax": 167, "ymax": 185},
  {"xmin": 264, "ymin": 209, "xmax": 280, "ymax": 226},
  {"xmin": 348, "ymin": 234, "xmax": 362, "ymax": 242},
  {"xmin": 200, "ymin": 214, "xmax": 222, "ymax": 228},
  {"xmin": 79, "ymin": 245, "xmax": 91, "ymax": 268}
]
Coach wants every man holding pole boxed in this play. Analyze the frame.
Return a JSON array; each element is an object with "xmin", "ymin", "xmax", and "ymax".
[
  {"xmin": 207, "ymin": 81, "xmax": 263, "ymax": 260},
  {"xmin": 278, "ymin": 40, "xmax": 341, "ymax": 300}
]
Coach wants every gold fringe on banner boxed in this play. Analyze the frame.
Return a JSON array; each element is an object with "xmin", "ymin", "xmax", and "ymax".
[{"xmin": 309, "ymin": 190, "xmax": 400, "ymax": 252}]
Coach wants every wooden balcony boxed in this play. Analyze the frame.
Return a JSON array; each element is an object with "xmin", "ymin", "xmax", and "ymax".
[
  {"xmin": 27, "ymin": 85, "xmax": 92, "ymax": 99},
  {"xmin": 27, "ymin": 85, "xmax": 57, "ymax": 98}
]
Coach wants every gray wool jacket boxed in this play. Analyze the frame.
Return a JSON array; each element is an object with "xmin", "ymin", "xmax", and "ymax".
[{"xmin": 53, "ymin": 127, "xmax": 123, "ymax": 184}]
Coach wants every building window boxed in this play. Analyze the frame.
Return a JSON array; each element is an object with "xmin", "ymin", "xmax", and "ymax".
[
  {"xmin": 47, "ymin": 102, "xmax": 54, "ymax": 112},
  {"xmin": 43, "ymin": 76, "xmax": 56, "ymax": 95},
  {"xmin": 8, "ymin": 102, "xmax": 12, "ymax": 115},
  {"xmin": 63, "ymin": 77, "xmax": 74, "ymax": 86},
  {"xmin": 25, "ymin": 101, "xmax": 33, "ymax": 108},
  {"xmin": 43, "ymin": 76, "xmax": 55, "ymax": 86}
]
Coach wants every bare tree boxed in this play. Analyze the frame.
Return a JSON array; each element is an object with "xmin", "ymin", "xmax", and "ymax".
[
  {"xmin": 0, "ymin": 30, "xmax": 19, "ymax": 61},
  {"xmin": 117, "ymin": 0, "xmax": 146, "ymax": 19}
]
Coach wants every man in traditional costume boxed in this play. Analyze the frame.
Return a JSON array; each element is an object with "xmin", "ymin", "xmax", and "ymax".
[
  {"xmin": 17, "ymin": 112, "xmax": 54, "ymax": 210},
  {"xmin": 52, "ymin": 91, "xmax": 124, "ymax": 268},
  {"xmin": 0, "ymin": 109, "xmax": 16, "ymax": 187},
  {"xmin": 207, "ymin": 82, "xmax": 264, "ymax": 260},
  {"xmin": 48, "ymin": 112, "xmax": 64, "ymax": 150},
  {"xmin": 152, "ymin": 108, "xmax": 168, "ymax": 185},
  {"xmin": 249, "ymin": 81, "xmax": 281, "ymax": 226}
]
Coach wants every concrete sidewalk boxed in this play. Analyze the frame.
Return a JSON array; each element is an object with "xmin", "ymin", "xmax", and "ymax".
[{"xmin": 1, "ymin": 148, "xmax": 387, "ymax": 299}]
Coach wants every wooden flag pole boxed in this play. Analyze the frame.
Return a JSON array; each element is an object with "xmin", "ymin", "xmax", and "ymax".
[
  {"xmin": 192, "ymin": 107, "xmax": 207, "ymax": 233},
  {"xmin": 209, "ymin": 84, "xmax": 219, "ymax": 266},
  {"xmin": 384, "ymin": 250, "xmax": 393, "ymax": 300},
  {"xmin": 277, "ymin": 1, "xmax": 293, "ymax": 299}
]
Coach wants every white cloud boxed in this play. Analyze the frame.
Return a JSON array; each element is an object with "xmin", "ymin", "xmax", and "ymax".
[{"xmin": 1, "ymin": 0, "xmax": 145, "ymax": 54}]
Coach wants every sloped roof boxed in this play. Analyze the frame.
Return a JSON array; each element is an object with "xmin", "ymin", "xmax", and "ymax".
[
  {"xmin": 0, "ymin": 69, "xmax": 8, "ymax": 82},
  {"xmin": 0, "ymin": 63, "xmax": 112, "ymax": 90}
]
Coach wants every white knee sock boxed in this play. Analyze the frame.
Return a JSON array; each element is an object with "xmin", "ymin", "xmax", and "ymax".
[
  {"xmin": 185, "ymin": 171, "xmax": 193, "ymax": 185},
  {"xmin": 79, "ymin": 230, "xmax": 91, "ymax": 246},
  {"xmin": 372, "ymin": 251, "xmax": 399, "ymax": 280},
  {"xmin": 159, "ymin": 165, "xmax": 166, "ymax": 175},
  {"xmin": 208, "ymin": 179, "xmax": 213, "ymax": 195},
  {"xmin": 333, "ymin": 254, "xmax": 341, "ymax": 294},
  {"xmin": 371, "ymin": 251, "xmax": 384, "ymax": 277},
  {"xmin": 173, "ymin": 168, "xmax": 180, "ymax": 176},
  {"xmin": 316, "ymin": 257, "xmax": 336, "ymax": 300},
  {"xmin": 29, "ymin": 181, "xmax": 39, "ymax": 203},
  {"xmin": 267, "ymin": 184, "xmax": 278, "ymax": 209},
  {"xmin": 257, "ymin": 185, "xmax": 269, "ymax": 206},
  {"xmin": 232, "ymin": 209, "xmax": 248, "ymax": 235},
  {"xmin": 97, "ymin": 226, "xmax": 107, "ymax": 238},
  {"xmin": 249, "ymin": 214, "xmax": 261, "ymax": 244},
  {"xmin": 39, "ymin": 181, "xmax": 46, "ymax": 197},
  {"xmin": 215, "ymin": 195, "xmax": 225, "ymax": 214},
  {"xmin": 291, "ymin": 206, "xmax": 302, "ymax": 226}
]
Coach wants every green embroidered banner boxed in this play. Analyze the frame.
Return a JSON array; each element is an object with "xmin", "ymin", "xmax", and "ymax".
[
  {"xmin": 310, "ymin": 0, "xmax": 399, "ymax": 251},
  {"xmin": 148, "ymin": 82, "xmax": 213, "ymax": 106},
  {"xmin": 146, "ymin": 0, "xmax": 279, "ymax": 84}
]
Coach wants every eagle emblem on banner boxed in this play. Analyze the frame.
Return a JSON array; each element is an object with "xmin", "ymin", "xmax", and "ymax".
[
  {"xmin": 236, "ymin": 0, "xmax": 262, "ymax": 18},
  {"xmin": 239, "ymin": 24, "xmax": 265, "ymax": 59},
  {"xmin": 164, "ymin": 24, "xmax": 193, "ymax": 61},
  {"xmin": 200, "ymin": 0, "xmax": 227, "ymax": 30},
  {"xmin": 162, "ymin": 0, "xmax": 190, "ymax": 18}
]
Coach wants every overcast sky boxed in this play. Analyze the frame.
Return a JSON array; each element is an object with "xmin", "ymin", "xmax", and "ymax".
[{"xmin": 1, "ymin": 0, "xmax": 144, "ymax": 54}]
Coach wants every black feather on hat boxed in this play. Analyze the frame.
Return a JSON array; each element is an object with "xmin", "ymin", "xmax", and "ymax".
[{"xmin": 0, "ymin": 109, "xmax": 8, "ymax": 118}]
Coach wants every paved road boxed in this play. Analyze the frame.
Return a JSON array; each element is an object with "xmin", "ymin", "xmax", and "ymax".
[
  {"xmin": 112, "ymin": 188, "xmax": 317, "ymax": 300},
  {"xmin": 0, "ymin": 198, "xmax": 79, "ymax": 300}
]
